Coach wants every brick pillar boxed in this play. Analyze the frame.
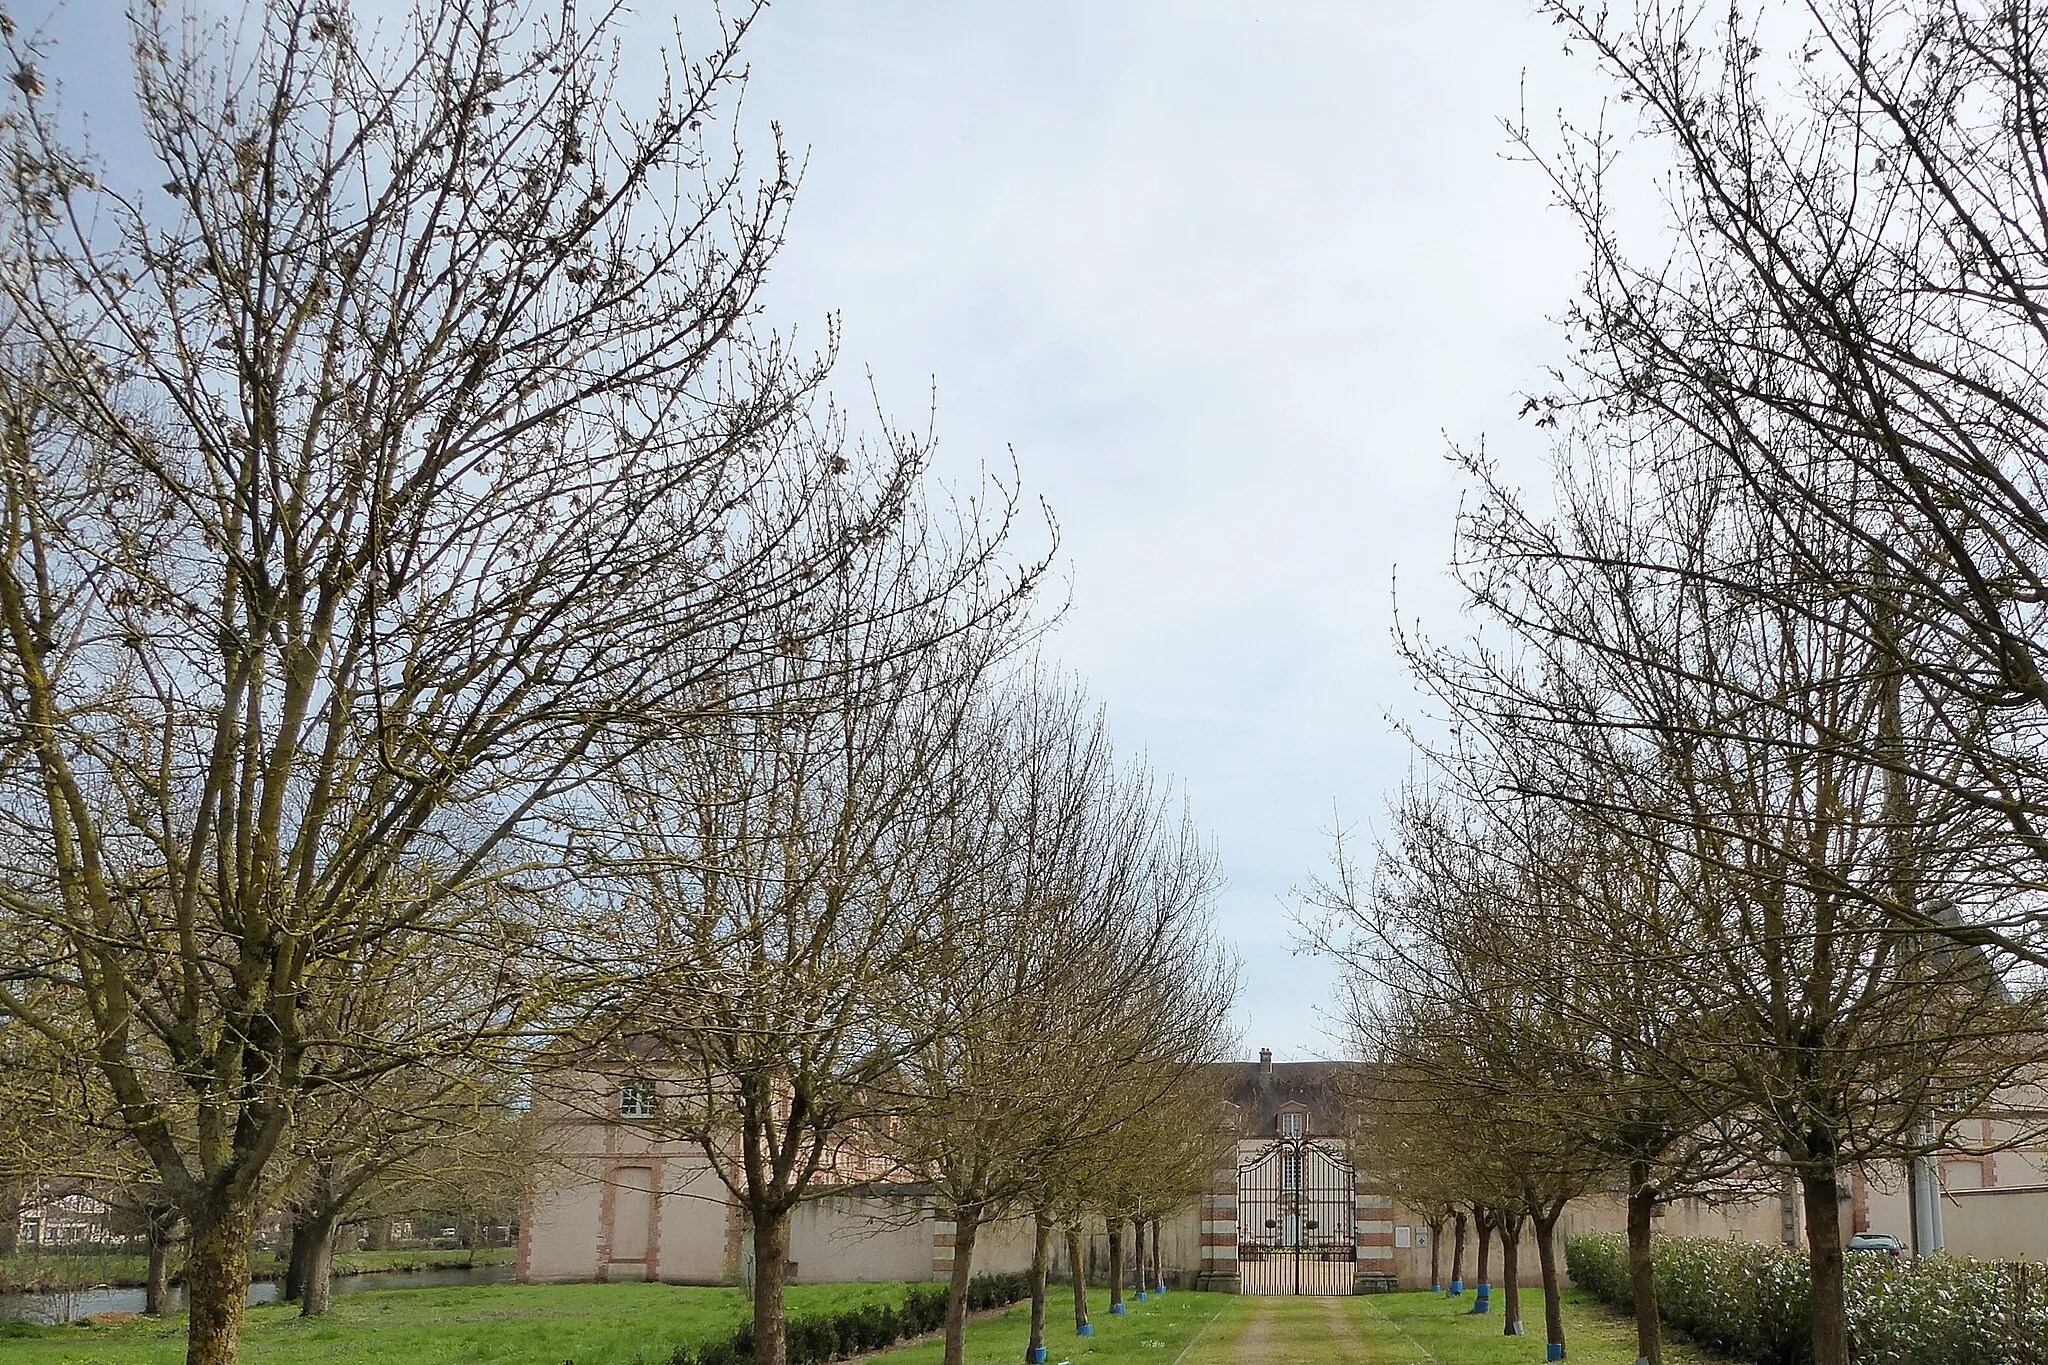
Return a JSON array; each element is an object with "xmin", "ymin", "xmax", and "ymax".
[
  {"xmin": 1195, "ymin": 1159, "xmax": 1239, "ymax": 1293},
  {"xmin": 932, "ymin": 1211, "xmax": 956, "ymax": 1280},
  {"xmin": 1354, "ymin": 1184, "xmax": 1395, "ymax": 1290}
]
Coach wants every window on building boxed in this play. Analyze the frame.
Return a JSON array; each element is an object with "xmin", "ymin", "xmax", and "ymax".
[
  {"xmin": 1281, "ymin": 1111, "xmax": 1304, "ymax": 1139},
  {"xmin": 618, "ymin": 1078, "xmax": 658, "ymax": 1120},
  {"xmin": 1283, "ymin": 1153, "xmax": 1302, "ymax": 1192}
]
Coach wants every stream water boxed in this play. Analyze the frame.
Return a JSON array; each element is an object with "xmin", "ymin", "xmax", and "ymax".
[{"xmin": 0, "ymin": 1262, "xmax": 515, "ymax": 1325}]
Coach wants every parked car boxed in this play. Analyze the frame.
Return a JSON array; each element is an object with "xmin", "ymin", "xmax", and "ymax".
[{"xmin": 1847, "ymin": 1232, "xmax": 1903, "ymax": 1259}]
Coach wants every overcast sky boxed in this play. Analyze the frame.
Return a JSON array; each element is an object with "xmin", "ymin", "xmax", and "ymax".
[
  {"xmin": 37, "ymin": 1, "xmax": 1615, "ymax": 1059},
  {"xmin": 733, "ymin": 4, "xmax": 1606, "ymax": 1057}
]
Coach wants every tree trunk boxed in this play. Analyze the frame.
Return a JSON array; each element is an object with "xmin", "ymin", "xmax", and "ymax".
[
  {"xmin": 1533, "ymin": 1205, "xmax": 1566, "ymax": 1360},
  {"xmin": 1801, "ymin": 1171, "xmax": 1850, "ymax": 1365},
  {"xmin": 1065, "ymin": 1226, "xmax": 1090, "ymax": 1334},
  {"xmin": 1428, "ymin": 1217, "xmax": 1445, "ymax": 1290},
  {"xmin": 942, "ymin": 1209, "xmax": 981, "ymax": 1365},
  {"xmin": 0, "ymin": 1182, "xmax": 18, "ymax": 1257},
  {"xmin": 1131, "ymin": 1219, "xmax": 1145, "ymax": 1297},
  {"xmin": 1500, "ymin": 1215, "xmax": 1524, "ymax": 1338},
  {"xmin": 1472, "ymin": 1208, "xmax": 1497, "ymax": 1315},
  {"xmin": 299, "ymin": 1209, "xmax": 339, "ymax": 1318},
  {"xmin": 1150, "ymin": 1218, "xmax": 1163, "ymax": 1291},
  {"xmin": 284, "ymin": 1214, "xmax": 311, "ymax": 1302},
  {"xmin": 1106, "ymin": 1222, "xmax": 1124, "ymax": 1312},
  {"xmin": 1026, "ymin": 1211, "xmax": 1053, "ymax": 1363},
  {"xmin": 185, "ymin": 1195, "xmax": 256, "ymax": 1365},
  {"xmin": 751, "ymin": 1212, "xmax": 792, "ymax": 1365},
  {"xmin": 1626, "ymin": 1168, "xmax": 1661, "ymax": 1365},
  {"xmin": 1451, "ymin": 1211, "xmax": 1468, "ymax": 1291},
  {"xmin": 145, "ymin": 1204, "xmax": 177, "ymax": 1317}
]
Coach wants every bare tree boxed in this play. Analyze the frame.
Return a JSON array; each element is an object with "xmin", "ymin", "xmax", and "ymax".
[
  {"xmin": 588, "ymin": 481, "xmax": 1044, "ymax": 1365},
  {"xmin": 0, "ymin": 2, "xmax": 974, "ymax": 1360},
  {"xmin": 1530, "ymin": 0, "xmax": 2048, "ymax": 963},
  {"xmin": 1324, "ymin": 772, "xmax": 1775, "ymax": 1361},
  {"xmin": 892, "ymin": 671, "xmax": 1233, "ymax": 1365},
  {"xmin": 278, "ymin": 1059, "xmax": 523, "ymax": 1317},
  {"xmin": 1389, "ymin": 418, "xmax": 2048, "ymax": 1365}
]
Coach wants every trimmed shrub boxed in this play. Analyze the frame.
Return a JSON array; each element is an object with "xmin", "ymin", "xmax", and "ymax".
[
  {"xmin": 668, "ymin": 1273, "xmax": 1032, "ymax": 1365},
  {"xmin": 1565, "ymin": 1233, "xmax": 2048, "ymax": 1365},
  {"xmin": 901, "ymin": 1283, "xmax": 948, "ymax": 1336},
  {"xmin": 966, "ymin": 1271, "xmax": 1032, "ymax": 1311}
]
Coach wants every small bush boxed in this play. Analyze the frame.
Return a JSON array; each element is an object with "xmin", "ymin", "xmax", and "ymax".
[
  {"xmin": 900, "ymin": 1283, "xmax": 948, "ymax": 1336},
  {"xmin": 966, "ymin": 1271, "xmax": 1032, "ymax": 1311},
  {"xmin": 669, "ymin": 1272, "xmax": 1031, "ymax": 1365},
  {"xmin": 1565, "ymin": 1233, "xmax": 2048, "ymax": 1365}
]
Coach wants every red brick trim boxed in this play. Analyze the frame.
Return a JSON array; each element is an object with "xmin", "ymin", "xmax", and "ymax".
[
  {"xmin": 596, "ymin": 1168, "xmax": 617, "ymax": 1284},
  {"xmin": 722, "ymin": 1182, "xmax": 745, "ymax": 1284},
  {"xmin": 646, "ymin": 1158, "xmax": 666, "ymax": 1282}
]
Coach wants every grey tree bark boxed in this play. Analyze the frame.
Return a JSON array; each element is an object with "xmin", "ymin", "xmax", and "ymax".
[
  {"xmin": 1065, "ymin": 1227, "xmax": 1090, "ymax": 1333},
  {"xmin": 1625, "ymin": 1167, "xmax": 1661, "ymax": 1365},
  {"xmin": 1026, "ymin": 1211, "xmax": 1053, "ymax": 1361}
]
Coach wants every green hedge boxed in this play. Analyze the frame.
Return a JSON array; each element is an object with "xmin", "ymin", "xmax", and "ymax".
[
  {"xmin": 1565, "ymin": 1233, "xmax": 2048, "ymax": 1365},
  {"xmin": 669, "ymin": 1273, "xmax": 1033, "ymax": 1365}
]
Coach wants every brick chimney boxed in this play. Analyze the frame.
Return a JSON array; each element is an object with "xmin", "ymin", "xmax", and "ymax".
[{"xmin": 1259, "ymin": 1047, "xmax": 1272, "ymax": 1078}]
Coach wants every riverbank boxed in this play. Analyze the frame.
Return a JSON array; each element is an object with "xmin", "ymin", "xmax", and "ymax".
[{"xmin": 0, "ymin": 1248, "xmax": 512, "ymax": 1295}]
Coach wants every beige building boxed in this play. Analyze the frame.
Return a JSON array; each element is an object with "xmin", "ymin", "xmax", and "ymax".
[
  {"xmin": 518, "ymin": 1055, "xmax": 1177, "ymax": 1287},
  {"xmin": 1363, "ymin": 1082, "xmax": 2048, "ymax": 1288},
  {"xmin": 520, "ymin": 1055, "xmax": 2048, "ymax": 1293},
  {"xmin": 518, "ymin": 1056, "xmax": 1017, "ymax": 1287}
]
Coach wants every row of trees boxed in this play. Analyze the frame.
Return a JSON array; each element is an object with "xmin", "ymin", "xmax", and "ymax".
[
  {"xmin": 571, "ymin": 669, "xmax": 1236, "ymax": 1365},
  {"xmin": 0, "ymin": 2, "xmax": 1236, "ymax": 1364},
  {"xmin": 1320, "ymin": 4, "xmax": 2048, "ymax": 1365}
]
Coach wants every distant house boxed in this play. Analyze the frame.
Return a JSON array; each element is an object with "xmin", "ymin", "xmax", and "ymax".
[{"xmin": 16, "ymin": 1190, "xmax": 117, "ymax": 1248}]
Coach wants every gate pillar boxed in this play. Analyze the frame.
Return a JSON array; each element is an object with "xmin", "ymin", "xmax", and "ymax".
[
  {"xmin": 1194, "ymin": 1162, "xmax": 1240, "ymax": 1293},
  {"xmin": 1353, "ymin": 1187, "xmax": 1397, "ymax": 1292}
]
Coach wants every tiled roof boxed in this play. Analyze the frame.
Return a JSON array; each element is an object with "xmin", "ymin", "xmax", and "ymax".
[{"xmin": 1209, "ymin": 1055, "xmax": 1370, "ymax": 1140}]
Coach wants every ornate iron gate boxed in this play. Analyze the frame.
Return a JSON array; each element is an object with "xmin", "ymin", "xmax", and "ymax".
[{"xmin": 1236, "ymin": 1137, "xmax": 1357, "ymax": 1295}]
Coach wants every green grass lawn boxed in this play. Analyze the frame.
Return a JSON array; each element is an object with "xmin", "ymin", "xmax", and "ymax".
[
  {"xmin": 326, "ymin": 1248, "xmax": 516, "ymax": 1276},
  {"xmin": 0, "ymin": 1281, "xmax": 1725, "ymax": 1365},
  {"xmin": 0, "ymin": 1280, "xmax": 901, "ymax": 1365},
  {"xmin": 1357, "ymin": 1289, "xmax": 1722, "ymax": 1364},
  {"xmin": 879, "ymin": 1289, "xmax": 1236, "ymax": 1365},
  {"xmin": 877, "ymin": 1288, "xmax": 1727, "ymax": 1365}
]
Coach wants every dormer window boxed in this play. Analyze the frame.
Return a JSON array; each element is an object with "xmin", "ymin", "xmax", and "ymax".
[
  {"xmin": 618, "ymin": 1078, "xmax": 658, "ymax": 1120},
  {"xmin": 1281, "ymin": 1110, "xmax": 1304, "ymax": 1139}
]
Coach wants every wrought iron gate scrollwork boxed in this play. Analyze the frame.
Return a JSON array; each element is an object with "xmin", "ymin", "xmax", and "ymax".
[{"xmin": 1235, "ymin": 1136, "xmax": 1357, "ymax": 1295}]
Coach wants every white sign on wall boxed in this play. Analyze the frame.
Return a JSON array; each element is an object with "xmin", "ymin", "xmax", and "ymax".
[{"xmin": 1394, "ymin": 1226, "xmax": 1413, "ymax": 1248}]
